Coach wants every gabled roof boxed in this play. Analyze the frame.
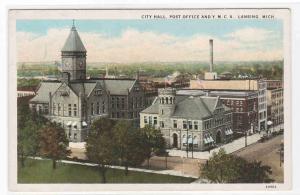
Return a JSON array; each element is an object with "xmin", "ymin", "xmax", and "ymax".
[
  {"xmin": 141, "ymin": 95, "xmax": 229, "ymax": 120},
  {"xmin": 172, "ymin": 96, "xmax": 216, "ymax": 119},
  {"xmin": 89, "ymin": 79, "xmax": 137, "ymax": 95},
  {"xmin": 30, "ymin": 81, "xmax": 62, "ymax": 103},
  {"xmin": 70, "ymin": 81, "xmax": 106, "ymax": 97},
  {"xmin": 141, "ymin": 97, "xmax": 159, "ymax": 114},
  {"xmin": 61, "ymin": 25, "xmax": 86, "ymax": 52}
]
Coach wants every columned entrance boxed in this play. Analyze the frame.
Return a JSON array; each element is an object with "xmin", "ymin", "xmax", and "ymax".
[{"xmin": 172, "ymin": 133, "xmax": 178, "ymax": 148}]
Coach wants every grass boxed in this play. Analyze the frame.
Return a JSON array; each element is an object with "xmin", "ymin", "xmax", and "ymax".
[{"xmin": 18, "ymin": 158, "xmax": 196, "ymax": 183}]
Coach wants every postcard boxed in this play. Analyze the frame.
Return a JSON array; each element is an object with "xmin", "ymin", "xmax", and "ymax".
[{"xmin": 8, "ymin": 7, "xmax": 291, "ymax": 191}]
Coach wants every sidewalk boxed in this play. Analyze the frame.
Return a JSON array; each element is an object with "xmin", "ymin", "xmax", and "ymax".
[
  {"xmin": 167, "ymin": 124, "xmax": 283, "ymax": 160},
  {"xmin": 167, "ymin": 133, "xmax": 261, "ymax": 160}
]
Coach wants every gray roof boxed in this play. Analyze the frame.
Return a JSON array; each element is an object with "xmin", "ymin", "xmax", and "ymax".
[
  {"xmin": 141, "ymin": 95, "xmax": 230, "ymax": 120},
  {"xmin": 172, "ymin": 96, "xmax": 217, "ymax": 119},
  {"xmin": 62, "ymin": 26, "xmax": 86, "ymax": 52},
  {"xmin": 30, "ymin": 82, "xmax": 61, "ymax": 103},
  {"xmin": 70, "ymin": 82, "xmax": 99, "ymax": 96},
  {"xmin": 141, "ymin": 98, "xmax": 160, "ymax": 114},
  {"xmin": 90, "ymin": 79, "xmax": 136, "ymax": 95}
]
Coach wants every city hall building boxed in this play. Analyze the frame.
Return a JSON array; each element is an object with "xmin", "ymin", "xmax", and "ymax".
[
  {"xmin": 140, "ymin": 88, "xmax": 233, "ymax": 151},
  {"xmin": 29, "ymin": 24, "xmax": 145, "ymax": 142}
]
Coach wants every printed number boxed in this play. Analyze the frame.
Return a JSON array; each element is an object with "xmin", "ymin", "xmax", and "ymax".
[{"xmin": 266, "ymin": 185, "xmax": 277, "ymax": 189}]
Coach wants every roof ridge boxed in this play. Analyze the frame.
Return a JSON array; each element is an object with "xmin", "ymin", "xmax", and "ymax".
[{"xmin": 198, "ymin": 96, "xmax": 212, "ymax": 115}]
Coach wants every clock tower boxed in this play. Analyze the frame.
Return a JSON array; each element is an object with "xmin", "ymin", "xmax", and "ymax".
[{"xmin": 61, "ymin": 22, "xmax": 87, "ymax": 81}]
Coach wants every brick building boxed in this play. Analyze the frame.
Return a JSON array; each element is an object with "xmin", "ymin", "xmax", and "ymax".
[
  {"xmin": 266, "ymin": 80, "xmax": 284, "ymax": 127},
  {"xmin": 190, "ymin": 79, "xmax": 267, "ymax": 131}
]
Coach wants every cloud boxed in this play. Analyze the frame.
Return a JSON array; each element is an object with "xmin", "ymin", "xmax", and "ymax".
[
  {"xmin": 16, "ymin": 27, "xmax": 283, "ymax": 63},
  {"xmin": 226, "ymin": 27, "xmax": 278, "ymax": 43}
]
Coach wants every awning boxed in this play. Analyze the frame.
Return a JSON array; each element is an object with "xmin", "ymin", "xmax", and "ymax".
[
  {"xmin": 82, "ymin": 121, "xmax": 88, "ymax": 127},
  {"xmin": 66, "ymin": 121, "xmax": 72, "ymax": 126},
  {"xmin": 204, "ymin": 138, "xmax": 208, "ymax": 144},
  {"xmin": 72, "ymin": 122, "xmax": 77, "ymax": 127},
  {"xmin": 188, "ymin": 137, "xmax": 193, "ymax": 144},
  {"xmin": 228, "ymin": 129, "xmax": 233, "ymax": 135},
  {"xmin": 225, "ymin": 130, "xmax": 229, "ymax": 135},
  {"xmin": 182, "ymin": 138, "xmax": 187, "ymax": 143},
  {"xmin": 209, "ymin": 136, "xmax": 214, "ymax": 143}
]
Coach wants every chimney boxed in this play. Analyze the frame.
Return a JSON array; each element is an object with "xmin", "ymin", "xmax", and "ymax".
[{"xmin": 209, "ymin": 39, "xmax": 213, "ymax": 72}]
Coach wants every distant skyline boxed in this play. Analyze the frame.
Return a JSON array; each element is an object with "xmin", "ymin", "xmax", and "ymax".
[{"xmin": 16, "ymin": 19, "xmax": 283, "ymax": 63}]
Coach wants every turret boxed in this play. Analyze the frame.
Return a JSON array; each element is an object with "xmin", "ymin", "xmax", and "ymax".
[
  {"xmin": 158, "ymin": 88, "xmax": 176, "ymax": 118},
  {"xmin": 61, "ymin": 21, "xmax": 87, "ymax": 81}
]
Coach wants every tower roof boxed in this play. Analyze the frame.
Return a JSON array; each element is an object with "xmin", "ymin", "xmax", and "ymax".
[{"xmin": 61, "ymin": 24, "xmax": 86, "ymax": 52}]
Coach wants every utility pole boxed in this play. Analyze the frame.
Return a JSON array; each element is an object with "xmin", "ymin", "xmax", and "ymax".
[
  {"xmin": 245, "ymin": 130, "xmax": 247, "ymax": 147},
  {"xmin": 186, "ymin": 128, "xmax": 189, "ymax": 158}
]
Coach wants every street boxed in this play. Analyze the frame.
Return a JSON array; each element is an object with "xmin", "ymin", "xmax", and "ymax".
[{"xmin": 233, "ymin": 134, "xmax": 284, "ymax": 182}]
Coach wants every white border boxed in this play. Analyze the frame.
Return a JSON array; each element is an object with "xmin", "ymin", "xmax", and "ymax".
[{"xmin": 1, "ymin": 1, "xmax": 300, "ymax": 195}]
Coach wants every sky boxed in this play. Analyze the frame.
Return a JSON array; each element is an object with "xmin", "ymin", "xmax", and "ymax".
[{"xmin": 16, "ymin": 19, "xmax": 283, "ymax": 63}]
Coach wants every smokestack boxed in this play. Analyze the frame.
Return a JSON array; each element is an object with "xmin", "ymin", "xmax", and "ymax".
[{"xmin": 209, "ymin": 39, "xmax": 213, "ymax": 72}]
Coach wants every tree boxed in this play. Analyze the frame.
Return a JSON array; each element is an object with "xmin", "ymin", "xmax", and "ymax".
[
  {"xmin": 86, "ymin": 118, "xmax": 116, "ymax": 183},
  {"xmin": 201, "ymin": 148, "xmax": 273, "ymax": 183},
  {"xmin": 113, "ymin": 120, "xmax": 149, "ymax": 175},
  {"xmin": 140, "ymin": 125, "xmax": 166, "ymax": 168},
  {"xmin": 17, "ymin": 96, "xmax": 45, "ymax": 168},
  {"xmin": 39, "ymin": 122, "xmax": 70, "ymax": 169}
]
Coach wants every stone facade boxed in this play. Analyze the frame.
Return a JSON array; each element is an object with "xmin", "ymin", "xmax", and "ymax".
[
  {"xmin": 29, "ymin": 24, "xmax": 146, "ymax": 142},
  {"xmin": 140, "ymin": 88, "xmax": 233, "ymax": 151}
]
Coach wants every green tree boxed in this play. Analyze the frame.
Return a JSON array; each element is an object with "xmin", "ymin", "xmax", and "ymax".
[
  {"xmin": 201, "ymin": 148, "xmax": 273, "ymax": 183},
  {"xmin": 17, "ymin": 96, "xmax": 46, "ymax": 168},
  {"xmin": 86, "ymin": 118, "xmax": 116, "ymax": 183},
  {"xmin": 39, "ymin": 122, "xmax": 70, "ymax": 169},
  {"xmin": 140, "ymin": 125, "xmax": 166, "ymax": 168},
  {"xmin": 113, "ymin": 120, "xmax": 149, "ymax": 175}
]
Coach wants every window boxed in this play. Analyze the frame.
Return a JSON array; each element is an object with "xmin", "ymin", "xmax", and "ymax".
[
  {"xmin": 91, "ymin": 103, "xmax": 94, "ymax": 115},
  {"xmin": 149, "ymin": 116, "xmax": 153, "ymax": 125},
  {"xmin": 161, "ymin": 109, "xmax": 164, "ymax": 115},
  {"xmin": 139, "ymin": 97, "xmax": 143, "ymax": 107},
  {"xmin": 68, "ymin": 104, "xmax": 72, "ymax": 116},
  {"xmin": 121, "ymin": 97, "xmax": 125, "ymax": 109},
  {"xmin": 53, "ymin": 103, "xmax": 56, "ymax": 115},
  {"xmin": 173, "ymin": 120, "xmax": 177, "ymax": 128},
  {"xmin": 96, "ymin": 102, "xmax": 100, "ymax": 114},
  {"xmin": 135, "ymin": 97, "xmax": 138, "ymax": 108},
  {"xmin": 111, "ymin": 97, "xmax": 115, "ymax": 109},
  {"xmin": 44, "ymin": 105, "xmax": 49, "ymax": 114},
  {"xmin": 154, "ymin": 117, "xmax": 157, "ymax": 125},
  {"xmin": 73, "ymin": 104, "xmax": 77, "ymax": 116},
  {"xmin": 38, "ymin": 105, "xmax": 42, "ymax": 114},
  {"xmin": 194, "ymin": 121, "xmax": 198, "ymax": 130},
  {"xmin": 57, "ymin": 103, "xmax": 61, "ymax": 116},
  {"xmin": 95, "ymin": 89, "xmax": 102, "ymax": 95},
  {"xmin": 116, "ymin": 97, "xmax": 120, "ymax": 108},
  {"xmin": 102, "ymin": 101, "xmax": 105, "ymax": 113},
  {"xmin": 183, "ymin": 121, "xmax": 187, "ymax": 129},
  {"xmin": 144, "ymin": 116, "xmax": 148, "ymax": 124},
  {"xmin": 74, "ymin": 133, "xmax": 77, "ymax": 140},
  {"xmin": 160, "ymin": 121, "xmax": 165, "ymax": 128},
  {"xmin": 188, "ymin": 121, "xmax": 192, "ymax": 129}
]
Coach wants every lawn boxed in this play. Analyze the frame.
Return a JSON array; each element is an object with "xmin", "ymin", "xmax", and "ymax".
[{"xmin": 18, "ymin": 159, "xmax": 196, "ymax": 183}]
